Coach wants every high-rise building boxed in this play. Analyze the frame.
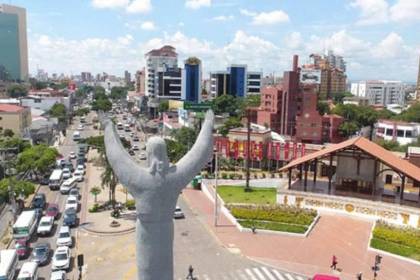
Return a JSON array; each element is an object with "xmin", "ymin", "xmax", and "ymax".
[
  {"xmin": 416, "ymin": 56, "xmax": 420, "ymax": 101},
  {"xmin": 81, "ymin": 72, "xmax": 92, "ymax": 82},
  {"xmin": 210, "ymin": 65, "xmax": 262, "ymax": 98},
  {"xmin": 135, "ymin": 69, "xmax": 145, "ymax": 94},
  {"xmin": 0, "ymin": 4, "xmax": 28, "ymax": 81},
  {"xmin": 182, "ymin": 57, "xmax": 202, "ymax": 103},
  {"xmin": 351, "ymin": 80, "xmax": 405, "ymax": 106},
  {"xmin": 145, "ymin": 45, "xmax": 178, "ymax": 97},
  {"xmin": 124, "ymin": 70, "xmax": 131, "ymax": 85},
  {"xmin": 157, "ymin": 67, "xmax": 182, "ymax": 99},
  {"xmin": 305, "ymin": 52, "xmax": 347, "ymax": 99}
]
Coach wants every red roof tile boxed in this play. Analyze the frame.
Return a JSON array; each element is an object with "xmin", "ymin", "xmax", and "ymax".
[{"xmin": 0, "ymin": 104, "xmax": 26, "ymax": 113}]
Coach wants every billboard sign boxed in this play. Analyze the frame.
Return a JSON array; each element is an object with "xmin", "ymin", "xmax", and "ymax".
[{"xmin": 301, "ymin": 69, "xmax": 321, "ymax": 84}]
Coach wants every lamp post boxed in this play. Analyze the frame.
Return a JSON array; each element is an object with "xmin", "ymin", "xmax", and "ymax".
[{"xmin": 244, "ymin": 109, "xmax": 251, "ymax": 192}]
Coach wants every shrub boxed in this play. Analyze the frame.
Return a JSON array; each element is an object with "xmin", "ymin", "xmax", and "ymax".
[
  {"xmin": 89, "ymin": 203, "xmax": 99, "ymax": 213},
  {"xmin": 228, "ymin": 205, "xmax": 317, "ymax": 226},
  {"xmin": 229, "ymin": 173, "xmax": 235, "ymax": 180},
  {"xmin": 237, "ymin": 174, "xmax": 243, "ymax": 180},
  {"xmin": 261, "ymin": 173, "xmax": 266, "ymax": 178},
  {"xmin": 221, "ymin": 173, "xmax": 228, "ymax": 179},
  {"xmin": 373, "ymin": 221, "xmax": 420, "ymax": 250},
  {"xmin": 125, "ymin": 199, "xmax": 136, "ymax": 210},
  {"xmin": 239, "ymin": 220, "xmax": 307, "ymax": 234}
]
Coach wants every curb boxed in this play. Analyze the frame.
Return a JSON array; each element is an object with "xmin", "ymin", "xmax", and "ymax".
[{"xmin": 79, "ymin": 225, "xmax": 135, "ymax": 236}]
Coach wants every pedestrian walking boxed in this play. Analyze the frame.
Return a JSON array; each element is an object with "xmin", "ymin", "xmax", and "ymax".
[{"xmin": 330, "ymin": 255, "xmax": 338, "ymax": 270}]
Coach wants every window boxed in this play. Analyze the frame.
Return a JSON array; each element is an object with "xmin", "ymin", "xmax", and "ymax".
[
  {"xmin": 405, "ymin": 130, "xmax": 413, "ymax": 138},
  {"xmin": 397, "ymin": 130, "xmax": 404, "ymax": 137},
  {"xmin": 386, "ymin": 129, "xmax": 393, "ymax": 136}
]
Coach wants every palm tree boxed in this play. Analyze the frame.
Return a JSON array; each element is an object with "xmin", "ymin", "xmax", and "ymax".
[
  {"xmin": 90, "ymin": 186, "xmax": 101, "ymax": 203},
  {"xmin": 101, "ymin": 157, "xmax": 118, "ymax": 209}
]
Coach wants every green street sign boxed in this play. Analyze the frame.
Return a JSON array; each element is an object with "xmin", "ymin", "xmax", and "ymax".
[{"xmin": 184, "ymin": 102, "xmax": 212, "ymax": 111}]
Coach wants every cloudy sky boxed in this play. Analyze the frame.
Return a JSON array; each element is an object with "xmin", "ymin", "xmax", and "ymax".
[{"xmin": 13, "ymin": 0, "xmax": 420, "ymax": 82}]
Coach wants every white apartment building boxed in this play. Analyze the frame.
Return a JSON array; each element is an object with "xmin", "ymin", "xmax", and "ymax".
[
  {"xmin": 376, "ymin": 119, "xmax": 420, "ymax": 145},
  {"xmin": 145, "ymin": 45, "xmax": 178, "ymax": 97},
  {"xmin": 351, "ymin": 80, "xmax": 405, "ymax": 106}
]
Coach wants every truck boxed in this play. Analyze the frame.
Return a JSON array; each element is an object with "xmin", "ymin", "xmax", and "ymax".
[{"xmin": 49, "ymin": 169, "xmax": 63, "ymax": 190}]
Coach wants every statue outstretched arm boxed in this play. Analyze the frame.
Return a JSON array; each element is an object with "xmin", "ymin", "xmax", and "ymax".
[
  {"xmin": 103, "ymin": 119, "xmax": 151, "ymax": 196},
  {"xmin": 170, "ymin": 110, "xmax": 214, "ymax": 189}
]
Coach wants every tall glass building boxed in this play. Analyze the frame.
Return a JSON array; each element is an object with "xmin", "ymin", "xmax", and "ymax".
[
  {"xmin": 0, "ymin": 4, "xmax": 29, "ymax": 81},
  {"xmin": 182, "ymin": 57, "xmax": 202, "ymax": 103}
]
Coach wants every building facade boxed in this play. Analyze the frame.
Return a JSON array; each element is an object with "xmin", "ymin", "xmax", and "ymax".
[
  {"xmin": 145, "ymin": 45, "xmax": 178, "ymax": 97},
  {"xmin": 0, "ymin": 4, "xmax": 28, "ymax": 81},
  {"xmin": 157, "ymin": 67, "xmax": 182, "ymax": 99},
  {"xmin": 81, "ymin": 72, "xmax": 92, "ymax": 82},
  {"xmin": 375, "ymin": 119, "xmax": 420, "ymax": 145},
  {"xmin": 351, "ymin": 80, "xmax": 405, "ymax": 106},
  {"xmin": 182, "ymin": 57, "xmax": 201, "ymax": 103},
  {"xmin": 135, "ymin": 69, "xmax": 145, "ymax": 94},
  {"xmin": 0, "ymin": 104, "xmax": 31, "ymax": 136},
  {"xmin": 210, "ymin": 65, "xmax": 262, "ymax": 98},
  {"xmin": 124, "ymin": 70, "xmax": 131, "ymax": 85}
]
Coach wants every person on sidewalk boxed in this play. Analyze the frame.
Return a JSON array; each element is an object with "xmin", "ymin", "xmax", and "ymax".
[{"xmin": 330, "ymin": 255, "xmax": 338, "ymax": 270}]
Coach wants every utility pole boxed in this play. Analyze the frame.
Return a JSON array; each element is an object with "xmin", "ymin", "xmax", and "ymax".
[
  {"xmin": 8, "ymin": 185, "xmax": 17, "ymax": 222},
  {"xmin": 245, "ymin": 109, "xmax": 251, "ymax": 192}
]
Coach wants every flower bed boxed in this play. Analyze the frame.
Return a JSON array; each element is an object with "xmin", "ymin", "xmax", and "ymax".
[
  {"xmin": 371, "ymin": 221, "xmax": 420, "ymax": 261},
  {"xmin": 228, "ymin": 205, "xmax": 317, "ymax": 234}
]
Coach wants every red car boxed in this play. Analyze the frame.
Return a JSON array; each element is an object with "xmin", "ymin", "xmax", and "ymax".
[
  {"xmin": 313, "ymin": 275, "xmax": 340, "ymax": 280},
  {"xmin": 15, "ymin": 239, "xmax": 30, "ymax": 259},
  {"xmin": 46, "ymin": 203, "xmax": 60, "ymax": 219}
]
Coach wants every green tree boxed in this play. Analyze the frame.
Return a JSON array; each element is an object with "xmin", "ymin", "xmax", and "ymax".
[
  {"xmin": 0, "ymin": 137, "xmax": 31, "ymax": 153},
  {"xmin": 90, "ymin": 186, "xmax": 102, "ymax": 203},
  {"xmin": 3, "ymin": 129, "xmax": 14, "ymax": 138},
  {"xmin": 244, "ymin": 94, "xmax": 261, "ymax": 107},
  {"xmin": 165, "ymin": 127, "xmax": 198, "ymax": 162},
  {"xmin": 7, "ymin": 84, "xmax": 28, "ymax": 98},
  {"xmin": 34, "ymin": 81, "xmax": 48, "ymax": 90},
  {"xmin": 91, "ymin": 98, "xmax": 112, "ymax": 112},
  {"xmin": 49, "ymin": 103, "xmax": 67, "ymax": 121},
  {"xmin": 0, "ymin": 178, "xmax": 35, "ymax": 202},
  {"xmin": 110, "ymin": 87, "xmax": 128, "ymax": 100},
  {"xmin": 75, "ymin": 108, "xmax": 90, "ymax": 117},
  {"xmin": 317, "ymin": 101, "xmax": 330, "ymax": 115},
  {"xmin": 377, "ymin": 109, "xmax": 395, "ymax": 120},
  {"xmin": 394, "ymin": 102, "xmax": 420, "ymax": 123},
  {"xmin": 101, "ymin": 158, "xmax": 118, "ymax": 209},
  {"xmin": 159, "ymin": 100, "xmax": 169, "ymax": 113},
  {"xmin": 338, "ymin": 121, "xmax": 359, "ymax": 137},
  {"xmin": 219, "ymin": 117, "xmax": 242, "ymax": 137},
  {"xmin": 211, "ymin": 95, "xmax": 242, "ymax": 116},
  {"xmin": 17, "ymin": 144, "xmax": 58, "ymax": 177},
  {"xmin": 333, "ymin": 91, "xmax": 353, "ymax": 104}
]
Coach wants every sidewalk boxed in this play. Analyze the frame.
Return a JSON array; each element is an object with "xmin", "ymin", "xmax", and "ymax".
[{"xmin": 182, "ymin": 184, "xmax": 420, "ymax": 280}]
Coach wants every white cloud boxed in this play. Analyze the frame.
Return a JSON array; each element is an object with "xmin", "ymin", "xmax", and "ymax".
[
  {"xmin": 284, "ymin": 32, "xmax": 303, "ymax": 49},
  {"xmin": 351, "ymin": 0, "xmax": 420, "ymax": 24},
  {"xmin": 92, "ymin": 0, "xmax": 129, "ymax": 8},
  {"xmin": 350, "ymin": 0, "xmax": 389, "ymax": 25},
  {"xmin": 241, "ymin": 9, "xmax": 290, "ymax": 25},
  {"xmin": 126, "ymin": 0, "xmax": 152, "ymax": 13},
  {"xmin": 372, "ymin": 32, "xmax": 405, "ymax": 58},
  {"xmin": 185, "ymin": 0, "xmax": 211, "ymax": 9},
  {"xmin": 212, "ymin": 15, "xmax": 234, "ymax": 21},
  {"xmin": 390, "ymin": 0, "xmax": 420, "ymax": 23},
  {"xmin": 141, "ymin": 21, "xmax": 156, "ymax": 30}
]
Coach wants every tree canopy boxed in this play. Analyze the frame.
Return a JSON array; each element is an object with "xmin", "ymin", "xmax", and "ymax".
[
  {"xmin": 7, "ymin": 84, "xmax": 28, "ymax": 98},
  {"xmin": 17, "ymin": 144, "xmax": 59, "ymax": 176},
  {"xmin": 165, "ymin": 127, "xmax": 198, "ymax": 162},
  {"xmin": 219, "ymin": 117, "xmax": 242, "ymax": 137},
  {"xmin": 0, "ymin": 137, "xmax": 31, "ymax": 153},
  {"xmin": 0, "ymin": 178, "xmax": 35, "ymax": 201},
  {"xmin": 159, "ymin": 100, "xmax": 169, "ymax": 113},
  {"xmin": 394, "ymin": 103, "xmax": 420, "ymax": 123},
  {"xmin": 211, "ymin": 95, "xmax": 242, "ymax": 116},
  {"xmin": 49, "ymin": 103, "xmax": 67, "ymax": 121},
  {"xmin": 110, "ymin": 87, "xmax": 128, "ymax": 100}
]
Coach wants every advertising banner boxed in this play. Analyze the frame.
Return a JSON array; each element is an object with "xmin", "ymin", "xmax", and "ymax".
[{"xmin": 300, "ymin": 69, "xmax": 321, "ymax": 84}]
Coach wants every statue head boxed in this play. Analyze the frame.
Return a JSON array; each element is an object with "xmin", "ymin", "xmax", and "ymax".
[{"xmin": 146, "ymin": 136, "xmax": 170, "ymax": 175}]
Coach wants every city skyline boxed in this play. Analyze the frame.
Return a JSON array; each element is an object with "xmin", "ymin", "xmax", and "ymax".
[{"xmin": 8, "ymin": 0, "xmax": 420, "ymax": 82}]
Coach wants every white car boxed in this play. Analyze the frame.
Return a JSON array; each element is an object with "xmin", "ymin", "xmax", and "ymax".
[
  {"xmin": 76, "ymin": 164, "xmax": 85, "ymax": 175},
  {"xmin": 56, "ymin": 226, "xmax": 72, "ymax": 247},
  {"xmin": 139, "ymin": 152, "xmax": 147, "ymax": 160},
  {"xmin": 50, "ymin": 270, "xmax": 66, "ymax": 280},
  {"xmin": 69, "ymin": 152, "xmax": 76, "ymax": 159},
  {"xmin": 73, "ymin": 170, "xmax": 84, "ymax": 182},
  {"xmin": 37, "ymin": 216, "xmax": 54, "ymax": 236},
  {"xmin": 132, "ymin": 145, "xmax": 139, "ymax": 151},
  {"xmin": 65, "ymin": 196, "xmax": 78, "ymax": 211},
  {"xmin": 173, "ymin": 206, "xmax": 185, "ymax": 219},
  {"xmin": 52, "ymin": 246, "xmax": 70, "ymax": 271},
  {"xmin": 77, "ymin": 124, "xmax": 84, "ymax": 131},
  {"xmin": 62, "ymin": 168, "xmax": 71, "ymax": 179}
]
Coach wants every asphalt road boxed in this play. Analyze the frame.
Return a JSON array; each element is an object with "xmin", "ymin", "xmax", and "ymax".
[{"xmin": 13, "ymin": 111, "xmax": 97, "ymax": 280}]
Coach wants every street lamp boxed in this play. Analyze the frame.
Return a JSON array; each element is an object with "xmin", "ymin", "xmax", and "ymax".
[
  {"xmin": 214, "ymin": 148, "xmax": 219, "ymax": 227},
  {"xmin": 244, "ymin": 109, "xmax": 251, "ymax": 192}
]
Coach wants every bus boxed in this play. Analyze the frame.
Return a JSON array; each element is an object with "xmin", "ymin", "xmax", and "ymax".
[
  {"xmin": 49, "ymin": 169, "xmax": 63, "ymax": 190},
  {"xmin": 13, "ymin": 211, "xmax": 37, "ymax": 241},
  {"xmin": 117, "ymin": 122, "xmax": 123, "ymax": 130},
  {"xmin": 72, "ymin": 131, "xmax": 81, "ymax": 141},
  {"xmin": 0, "ymin": 250, "xmax": 18, "ymax": 280},
  {"xmin": 17, "ymin": 262, "xmax": 38, "ymax": 280}
]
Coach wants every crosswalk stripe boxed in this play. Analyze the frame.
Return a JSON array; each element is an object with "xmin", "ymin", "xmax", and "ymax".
[
  {"xmin": 285, "ymin": 273, "xmax": 295, "ymax": 280},
  {"xmin": 260, "ymin": 267, "xmax": 277, "ymax": 280},
  {"xmin": 252, "ymin": 267, "xmax": 267, "ymax": 280},
  {"xmin": 296, "ymin": 276, "xmax": 305, "ymax": 280},
  {"xmin": 245, "ymin": 268, "xmax": 258, "ymax": 280},
  {"xmin": 271, "ymin": 269, "xmax": 287, "ymax": 280}
]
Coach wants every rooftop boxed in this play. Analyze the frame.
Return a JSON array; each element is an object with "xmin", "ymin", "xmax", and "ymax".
[{"xmin": 0, "ymin": 104, "xmax": 26, "ymax": 113}]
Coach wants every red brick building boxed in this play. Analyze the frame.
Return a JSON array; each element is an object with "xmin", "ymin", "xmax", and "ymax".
[{"xmin": 256, "ymin": 55, "xmax": 343, "ymax": 144}]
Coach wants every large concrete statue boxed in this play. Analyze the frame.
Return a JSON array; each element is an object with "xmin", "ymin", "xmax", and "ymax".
[{"xmin": 102, "ymin": 110, "xmax": 214, "ymax": 280}]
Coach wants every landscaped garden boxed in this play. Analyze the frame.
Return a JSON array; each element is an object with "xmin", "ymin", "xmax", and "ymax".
[
  {"xmin": 217, "ymin": 185, "xmax": 276, "ymax": 205},
  {"xmin": 370, "ymin": 221, "xmax": 420, "ymax": 261},
  {"xmin": 228, "ymin": 205, "xmax": 317, "ymax": 234}
]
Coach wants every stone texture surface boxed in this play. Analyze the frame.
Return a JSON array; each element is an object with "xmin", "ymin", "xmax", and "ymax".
[{"xmin": 103, "ymin": 110, "xmax": 214, "ymax": 280}]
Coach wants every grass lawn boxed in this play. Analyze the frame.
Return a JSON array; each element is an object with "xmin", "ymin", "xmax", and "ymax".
[
  {"xmin": 217, "ymin": 185, "xmax": 276, "ymax": 205},
  {"xmin": 238, "ymin": 219, "xmax": 308, "ymax": 234},
  {"xmin": 370, "ymin": 222, "xmax": 420, "ymax": 261}
]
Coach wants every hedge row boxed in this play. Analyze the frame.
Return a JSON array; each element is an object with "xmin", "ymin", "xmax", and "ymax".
[
  {"xmin": 228, "ymin": 205, "xmax": 317, "ymax": 226},
  {"xmin": 373, "ymin": 221, "xmax": 420, "ymax": 251},
  {"xmin": 238, "ymin": 219, "xmax": 308, "ymax": 234},
  {"xmin": 371, "ymin": 238, "xmax": 420, "ymax": 262}
]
